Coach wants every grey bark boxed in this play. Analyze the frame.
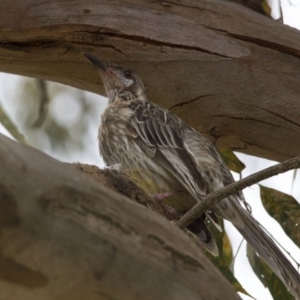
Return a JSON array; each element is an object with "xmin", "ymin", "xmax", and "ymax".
[
  {"xmin": 0, "ymin": 0, "xmax": 300, "ymax": 161},
  {"xmin": 0, "ymin": 134, "xmax": 239, "ymax": 300}
]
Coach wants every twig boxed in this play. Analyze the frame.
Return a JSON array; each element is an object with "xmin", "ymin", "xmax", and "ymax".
[
  {"xmin": 32, "ymin": 79, "xmax": 49, "ymax": 127},
  {"xmin": 176, "ymin": 156, "xmax": 300, "ymax": 229},
  {"xmin": 230, "ymin": 237, "xmax": 244, "ymax": 272}
]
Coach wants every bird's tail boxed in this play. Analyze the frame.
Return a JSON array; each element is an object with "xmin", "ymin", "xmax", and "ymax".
[
  {"xmin": 221, "ymin": 198, "xmax": 300, "ymax": 299},
  {"xmin": 187, "ymin": 216, "xmax": 219, "ymax": 257}
]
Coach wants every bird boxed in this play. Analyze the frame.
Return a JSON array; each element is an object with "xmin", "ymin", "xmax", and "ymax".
[{"xmin": 84, "ymin": 53, "xmax": 300, "ymax": 299}]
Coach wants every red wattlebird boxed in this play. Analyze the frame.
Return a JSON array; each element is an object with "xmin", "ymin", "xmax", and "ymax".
[{"xmin": 84, "ymin": 53, "xmax": 300, "ymax": 299}]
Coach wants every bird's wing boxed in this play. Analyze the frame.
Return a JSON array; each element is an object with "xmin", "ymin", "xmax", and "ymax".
[
  {"xmin": 183, "ymin": 124, "xmax": 251, "ymax": 212},
  {"xmin": 127, "ymin": 100, "xmax": 220, "ymax": 200},
  {"xmin": 127, "ymin": 100, "xmax": 222, "ymax": 253},
  {"xmin": 126, "ymin": 101, "xmax": 300, "ymax": 298},
  {"xmin": 127, "ymin": 100, "xmax": 250, "ymax": 222}
]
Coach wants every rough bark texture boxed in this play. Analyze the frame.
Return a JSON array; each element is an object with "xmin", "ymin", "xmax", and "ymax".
[
  {"xmin": 0, "ymin": 0, "xmax": 300, "ymax": 161},
  {"xmin": 73, "ymin": 163, "xmax": 166, "ymax": 216},
  {"xmin": 0, "ymin": 134, "xmax": 239, "ymax": 300}
]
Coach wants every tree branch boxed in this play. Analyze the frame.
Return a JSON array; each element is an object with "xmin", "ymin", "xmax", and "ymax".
[
  {"xmin": 176, "ymin": 156, "xmax": 300, "ymax": 229},
  {"xmin": 1, "ymin": 0, "xmax": 300, "ymax": 161},
  {"xmin": 0, "ymin": 133, "xmax": 240, "ymax": 300}
]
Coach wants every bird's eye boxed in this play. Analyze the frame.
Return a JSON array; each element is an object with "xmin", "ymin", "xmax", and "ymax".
[{"xmin": 124, "ymin": 70, "xmax": 132, "ymax": 79}]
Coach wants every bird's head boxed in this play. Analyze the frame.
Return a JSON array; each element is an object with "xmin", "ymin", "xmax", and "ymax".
[{"xmin": 84, "ymin": 53, "xmax": 147, "ymax": 104}]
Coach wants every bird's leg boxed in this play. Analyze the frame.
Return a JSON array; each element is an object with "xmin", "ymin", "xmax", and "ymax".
[
  {"xmin": 158, "ymin": 202, "xmax": 179, "ymax": 221},
  {"xmin": 152, "ymin": 189, "xmax": 183, "ymax": 221},
  {"xmin": 153, "ymin": 189, "xmax": 182, "ymax": 200}
]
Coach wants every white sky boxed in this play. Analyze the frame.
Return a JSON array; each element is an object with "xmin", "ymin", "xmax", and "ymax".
[
  {"xmin": 0, "ymin": 4, "xmax": 299, "ymax": 300},
  {"xmin": 268, "ymin": 0, "xmax": 300, "ymax": 27}
]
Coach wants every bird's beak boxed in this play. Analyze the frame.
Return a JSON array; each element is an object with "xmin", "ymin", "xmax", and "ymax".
[
  {"xmin": 84, "ymin": 53, "xmax": 108, "ymax": 71},
  {"xmin": 84, "ymin": 53, "xmax": 120, "ymax": 95}
]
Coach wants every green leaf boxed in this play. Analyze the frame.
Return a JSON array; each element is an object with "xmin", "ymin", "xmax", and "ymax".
[
  {"xmin": 222, "ymin": 230, "xmax": 233, "ymax": 267},
  {"xmin": 247, "ymin": 243, "xmax": 294, "ymax": 300},
  {"xmin": 0, "ymin": 102, "xmax": 27, "ymax": 144},
  {"xmin": 205, "ymin": 220, "xmax": 252, "ymax": 297},
  {"xmin": 259, "ymin": 185, "xmax": 300, "ymax": 246},
  {"xmin": 262, "ymin": 0, "xmax": 272, "ymax": 16},
  {"xmin": 218, "ymin": 148, "xmax": 245, "ymax": 174}
]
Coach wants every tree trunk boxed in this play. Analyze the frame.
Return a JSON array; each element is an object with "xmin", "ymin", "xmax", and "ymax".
[{"xmin": 0, "ymin": 0, "xmax": 299, "ymax": 161}]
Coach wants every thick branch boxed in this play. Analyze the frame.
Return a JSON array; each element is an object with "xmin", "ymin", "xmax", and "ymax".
[
  {"xmin": 72, "ymin": 163, "xmax": 167, "ymax": 216},
  {"xmin": 0, "ymin": 133, "xmax": 239, "ymax": 300},
  {"xmin": 0, "ymin": 0, "xmax": 300, "ymax": 161},
  {"xmin": 177, "ymin": 156, "xmax": 300, "ymax": 229}
]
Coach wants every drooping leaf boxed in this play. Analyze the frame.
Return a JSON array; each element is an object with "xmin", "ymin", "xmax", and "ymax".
[
  {"xmin": 218, "ymin": 148, "xmax": 245, "ymax": 174},
  {"xmin": 262, "ymin": 0, "xmax": 272, "ymax": 17},
  {"xmin": 291, "ymin": 169, "xmax": 298, "ymax": 194},
  {"xmin": 259, "ymin": 185, "xmax": 300, "ymax": 247},
  {"xmin": 247, "ymin": 243, "xmax": 294, "ymax": 300},
  {"xmin": 0, "ymin": 102, "xmax": 27, "ymax": 144},
  {"xmin": 204, "ymin": 220, "xmax": 252, "ymax": 297},
  {"xmin": 222, "ymin": 230, "xmax": 233, "ymax": 267}
]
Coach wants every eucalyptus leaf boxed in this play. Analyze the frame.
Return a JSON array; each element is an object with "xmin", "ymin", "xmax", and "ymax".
[
  {"xmin": 259, "ymin": 185, "xmax": 300, "ymax": 246},
  {"xmin": 247, "ymin": 243, "xmax": 294, "ymax": 300},
  {"xmin": 218, "ymin": 148, "xmax": 245, "ymax": 174},
  {"xmin": 0, "ymin": 102, "xmax": 27, "ymax": 144},
  {"xmin": 205, "ymin": 220, "xmax": 252, "ymax": 297}
]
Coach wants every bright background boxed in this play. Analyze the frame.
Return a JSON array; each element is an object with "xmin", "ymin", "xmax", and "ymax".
[{"xmin": 0, "ymin": 4, "xmax": 299, "ymax": 300}]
